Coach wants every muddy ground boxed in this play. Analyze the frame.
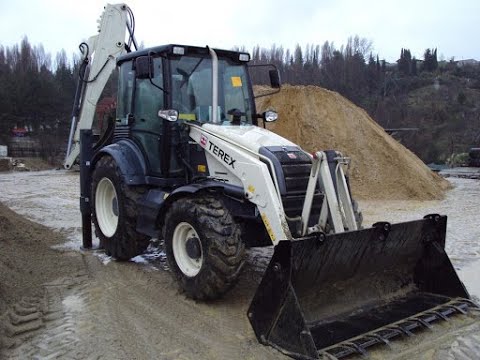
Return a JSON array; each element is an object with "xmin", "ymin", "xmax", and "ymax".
[
  {"xmin": 0, "ymin": 170, "xmax": 479, "ymax": 359},
  {"xmin": 0, "ymin": 199, "xmax": 278, "ymax": 360}
]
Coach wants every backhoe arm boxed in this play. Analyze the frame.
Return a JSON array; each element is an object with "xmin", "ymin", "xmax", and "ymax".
[{"xmin": 64, "ymin": 3, "xmax": 134, "ymax": 169}]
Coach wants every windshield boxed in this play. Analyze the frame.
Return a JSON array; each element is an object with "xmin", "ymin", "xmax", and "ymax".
[{"xmin": 170, "ymin": 56, "xmax": 253, "ymax": 125}]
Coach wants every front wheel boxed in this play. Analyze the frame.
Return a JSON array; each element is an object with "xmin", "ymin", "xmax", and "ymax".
[{"xmin": 164, "ymin": 196, "xmax": 245, "ymax": 300}]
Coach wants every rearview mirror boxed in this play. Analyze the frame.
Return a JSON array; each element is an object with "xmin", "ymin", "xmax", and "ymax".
[
  {"xmin": 249, "ymin": 64, "xmax": 281, "ymax": 99},
  {"xmin": 135, "ymin": 56, "xmax": 152, "ymax": 79},
  {"xmin": 269, "ymin": 69, "xmax": 281, "ymax": 89}
]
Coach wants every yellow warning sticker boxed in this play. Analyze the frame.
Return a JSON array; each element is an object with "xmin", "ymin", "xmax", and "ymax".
[
  {"xmin": 261, "ymin": 213, "xmax": 276, "ymax": 242},
  {"xmin": 231, "ymin": 76, "xmax": 242, "ymax": 87},
  {"xmin": 179, "ymin": 113, "xmax": 196, "ymax": 121}
]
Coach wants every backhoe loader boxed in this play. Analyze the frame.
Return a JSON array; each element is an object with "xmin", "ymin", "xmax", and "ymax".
[{"xmin": 65, "ymin": 4, "xmax": 478, "ymax": 359}]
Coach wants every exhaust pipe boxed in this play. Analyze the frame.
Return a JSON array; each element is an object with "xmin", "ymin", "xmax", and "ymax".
[{"xmin": 208, "ymin": 46, "xmax": 219, "ymax": 124}]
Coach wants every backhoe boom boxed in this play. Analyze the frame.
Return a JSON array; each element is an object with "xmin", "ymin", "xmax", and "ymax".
[{"xmin": 64, "ymin": 3, "xmax": 133, "ymax": 169}]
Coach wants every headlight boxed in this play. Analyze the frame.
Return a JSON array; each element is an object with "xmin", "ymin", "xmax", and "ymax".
[
  {"xmin": 173, "ymin": 46, "xmax": 185, "ymax": 55},
  {"xmin": 239, "ymin": 53, "xmax": 250, "ymax": 62},
  {"xmin": 264, "ymin": 110, "xmax": 278, "ymax": 122},
  {"xmin": 158, "ymin": 109, "xmax": 179, "ymax": 122}
]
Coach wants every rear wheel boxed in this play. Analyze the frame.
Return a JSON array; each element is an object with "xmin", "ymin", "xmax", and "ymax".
[
  {"xmin": 92, "ymin": 156, "xmax": 150, "ymax": 260},
  {"xmin": 164, "ymin": 196, "xmax": 245, "ymax": 300}
]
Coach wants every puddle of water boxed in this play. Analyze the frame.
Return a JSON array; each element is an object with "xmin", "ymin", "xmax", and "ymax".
[
  {"xmin": 62, "ymin": 294, "xmax": 85, "ymax": 313},
  {"xmin": 458, "ymin": 259, "xmax": 480, "ymax": 300},
  {"xmin": 95, "ymin": 252, "xmax": 112, "ymax": 265},
  {"xmin": 361, "ymin": 178, "xmax": 480, "ymax": 268}
]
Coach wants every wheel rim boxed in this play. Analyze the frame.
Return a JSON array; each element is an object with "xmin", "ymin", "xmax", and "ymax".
[
  {"xmin": 172, "ymin": 222, "xmax": 203, "ymax": 277},
  {"xmin": 95, "ymin": 177, "xmax": 119, "ymax": 238}
]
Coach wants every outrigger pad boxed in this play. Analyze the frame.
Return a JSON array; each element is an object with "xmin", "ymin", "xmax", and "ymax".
[{"xmin": 248, "ymin": 215, "xmax": 474, "ymax": 359}]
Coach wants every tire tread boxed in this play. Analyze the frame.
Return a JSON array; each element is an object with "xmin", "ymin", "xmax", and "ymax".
[{"xmin": 164, "ymin": 195, "xmax": 245, "ymax": 300}]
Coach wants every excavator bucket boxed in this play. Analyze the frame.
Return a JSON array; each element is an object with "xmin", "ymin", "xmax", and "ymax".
[{"xmin": 248, "ymin": 214, "xmax": 478, "ymax": 359}]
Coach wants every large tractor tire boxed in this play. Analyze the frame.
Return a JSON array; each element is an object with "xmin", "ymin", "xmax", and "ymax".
[
  {"xmin": 164, "ymin": 195, "xmax": 245, "ymax": 300},
  {"xmin": 92, "ymin": 156, "xmax": 150, "ymax": 260}
]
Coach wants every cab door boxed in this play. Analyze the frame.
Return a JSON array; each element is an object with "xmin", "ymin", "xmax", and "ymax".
[{"xmin": 117, "ymin": 57, "xmax": 166, "ymax": 175}]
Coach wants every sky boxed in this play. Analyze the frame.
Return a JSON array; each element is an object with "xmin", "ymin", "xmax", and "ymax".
[{"xmin": 0, "ymin": 0, "xmax": 479, "ymax": 65}]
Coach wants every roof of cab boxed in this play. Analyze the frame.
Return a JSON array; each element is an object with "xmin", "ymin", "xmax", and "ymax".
[{"xmin": 117, "ymin": 44, "xmax": 250, "ymax": 65}]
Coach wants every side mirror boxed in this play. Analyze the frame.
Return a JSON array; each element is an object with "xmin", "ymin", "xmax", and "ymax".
[
  {"xmin": 135, "ymin": 56, "xmax": 152, "ymax": 79},
  {"xmin": 269, "ymin": 69, "xmax": 281, "ymax": 89},
  {"xmin": 250, "ymin": 64, "xmax": 281, "ymax": 99},
  {"xmin": 158, "ymin": 109, "xmax": 178, "ymax": 122}
]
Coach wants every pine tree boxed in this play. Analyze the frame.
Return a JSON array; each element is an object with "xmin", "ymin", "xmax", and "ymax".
[{"xmin": 411, "ymin": 57, "xmax": 418, "ymax": 76}]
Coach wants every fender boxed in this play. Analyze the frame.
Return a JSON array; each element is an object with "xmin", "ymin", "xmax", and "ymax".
[
  {"xmin": 136, "ymin": 180, "xmax": 252, "ymax": 238},
  {"xmin": 168, "ymin": 180, "xmax": 245, "ymax": 200},
  {"xmin": 92, "ymin": 139, "xmax": 147, "ymax": 185}
]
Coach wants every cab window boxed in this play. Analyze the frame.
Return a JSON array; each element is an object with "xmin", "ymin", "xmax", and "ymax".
[{"xmin": 131, "ymin": 57, "xmax": 165, "ymax": 174}]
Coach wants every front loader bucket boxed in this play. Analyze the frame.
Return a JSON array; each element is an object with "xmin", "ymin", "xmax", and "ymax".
[{"xmin": 248, "ymin": 215, "xmax": 478, "ymax": 359}]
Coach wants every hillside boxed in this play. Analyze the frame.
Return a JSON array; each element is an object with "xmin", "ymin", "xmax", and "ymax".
[
  {"xmin": 256, "ymin": 85, "xmax": 450, "ymax": 200},
  {"xmin": 372, "ymin": 68, "xmax": 480, "ymax": 163}
]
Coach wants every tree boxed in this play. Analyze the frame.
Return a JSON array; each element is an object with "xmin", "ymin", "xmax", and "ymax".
[
  {"xmin": 0, "ymin": 38, "xmax": 76, "ymax": 157},
  {"xmin": 397, "ymin": 48, "xmax": 413, "ymax": 75},
  {"xmin": 367, "ymin": 53, "xmax": 379, "ymax": 94},
  {"xmin": 423, "ymin": 48, "xmax": 438, "ymax": 72},
  {"xmin": 411, "ymin": 57, "xmax": 418, "ymax": 76}
]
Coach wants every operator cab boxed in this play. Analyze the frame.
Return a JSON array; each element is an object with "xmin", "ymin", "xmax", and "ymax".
[
  {"xmin": 117, "ymin": 44, "xmax": 258, "ymax": 127},
  {"xmin": 115, "ymin": 44, "xmax": 279, "ymax": 178}
]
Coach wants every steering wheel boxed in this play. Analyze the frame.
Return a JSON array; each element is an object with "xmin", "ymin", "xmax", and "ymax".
[{"xmin": 227, "ymin": 108, "xmax": 246, "ymax": 125}]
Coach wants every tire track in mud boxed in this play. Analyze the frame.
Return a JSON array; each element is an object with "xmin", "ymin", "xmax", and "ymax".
[
  {"xmin": 1, "ymin": 295, "xmax": 45, "ymax": 348},
  {"xmin": 441, "ymin": 332, "xmax": 480, "ymax": 360},
  {"xmin": 1, "ymin": 249, "xmax": 281, "ymax": 360},
  {"xmin": 1, "ymin": 273, "xmax": 93, "ymax": 360},
  {"xmin": 76, "ymin": 256, "xmax": 271, "ymax": 360}
]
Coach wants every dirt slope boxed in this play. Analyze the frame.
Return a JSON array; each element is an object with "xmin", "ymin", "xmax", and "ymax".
[
  {"xmin": 256, "ymin": 85, "xmax": 450, "ymax": 200},
  {"xmin": 0, "ymin": 203, "xmax": 83, "ymax": 314}
]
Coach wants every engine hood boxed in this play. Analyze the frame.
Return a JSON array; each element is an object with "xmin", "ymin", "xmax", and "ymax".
[{"xmin": 202, "ymin": 124, "xmax": 298, "ymax": 153}]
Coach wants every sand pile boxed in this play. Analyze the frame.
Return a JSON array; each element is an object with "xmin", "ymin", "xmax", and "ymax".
[{"xmin": 256, "ymin": 85, "xmax": 450, "ymax": 200}]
